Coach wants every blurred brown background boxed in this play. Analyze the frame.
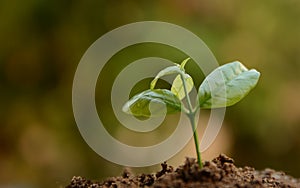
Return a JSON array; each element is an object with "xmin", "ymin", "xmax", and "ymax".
[{"xmin": 0, "ymin": 0, "xmax": 300, "ymax": 187}]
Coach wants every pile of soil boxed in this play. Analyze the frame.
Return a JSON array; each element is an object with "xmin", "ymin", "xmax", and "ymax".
[{"xmin": 66, "ymin": 154, "xmax": 300, "ymax": 188}]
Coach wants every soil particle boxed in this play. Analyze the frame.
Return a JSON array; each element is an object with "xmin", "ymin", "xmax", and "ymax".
[{"xmin": 66, "ymin": 154, "xmax": 300, "ymax": 188}]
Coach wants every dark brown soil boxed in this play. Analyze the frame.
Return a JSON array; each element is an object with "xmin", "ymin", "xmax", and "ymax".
[{"xmin": 66, "ymin": 154, "xmax": 300, "ymax": 188}]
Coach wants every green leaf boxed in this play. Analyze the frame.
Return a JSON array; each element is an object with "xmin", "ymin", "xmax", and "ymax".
[
  {"xmin": 171, "ymin": 73, "xmax": 194, "ymax": 100},
  {"xmin": 198, "ymin": 61, "xmax": 260, "ymax": 109},
  {"xmin": 150, "ymin": 58, "xmax": 191, "ymax": 90},
  {"xmin": 180, "ymin": 57, "xmax": 190, "ymax": 69},
  {"xmin": 122, "ymin": 89, "xmax": 181, "ymax": 117},
  {"xmin": 150, "ymin": 65, "xmax": 181, "ymax": 90}
]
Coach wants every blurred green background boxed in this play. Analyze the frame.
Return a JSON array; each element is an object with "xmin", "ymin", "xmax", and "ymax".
[{"xmin": 1, "ymin": 0, "xmax": 300, "ymax": 187}]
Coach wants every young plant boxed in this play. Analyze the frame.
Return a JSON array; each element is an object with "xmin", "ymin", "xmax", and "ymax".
[{"xmin": 122, "ymin": 58, "xmax": 260, "ymax": 168}]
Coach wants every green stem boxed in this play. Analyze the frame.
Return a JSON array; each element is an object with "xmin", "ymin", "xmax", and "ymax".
[
  {"xmin": 188, "ymin": 114, "xmax": 202, "ymax": 168},
  {"xmin": 179, "ymin": 73, "xmax": 203, "ymax": 168}
]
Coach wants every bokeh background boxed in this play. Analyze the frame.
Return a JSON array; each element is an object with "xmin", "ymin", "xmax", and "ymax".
[{"xmin": 1, "ymin": 0, "xmax": 300, "ymax": 187}]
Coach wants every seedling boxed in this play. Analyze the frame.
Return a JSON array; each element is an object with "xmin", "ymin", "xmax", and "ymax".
[{"xmin": 122, "ymin": 58, "xmax": 260, "ymax": 168}]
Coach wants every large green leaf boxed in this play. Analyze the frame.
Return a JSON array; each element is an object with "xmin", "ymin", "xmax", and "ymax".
[
  {"xmin": 122, "ymin": 89, "xmax": 181, "ymax": 117},
  {"xmin": 198, "ymin": 61, "xmax": 260, "ymax": 109},
  {"xmin": 171, "ymin": 73, "xmax": 194, "ymax": 100},
  {"xmin": 150, "ymin": 65, "xmax": 182, "ymax": 89}
]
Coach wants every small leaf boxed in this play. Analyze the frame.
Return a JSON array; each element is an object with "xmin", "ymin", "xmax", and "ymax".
[
  {"xmin": 198, "ymin": 61, "xmax": 260, "ymax": 109},
  {"xmin": 171, "ymin": 74, "xmax": 194, "ymax": 100},
  {"xmin": 122, "ymin": 89, "xmax": 181, "ymax": 117},
  {"xmin": 150, "ymin": 65, "xmax": 182, "ymax": 89},
  {"xmin": 180, "ymin": 57, "xmax": 191, "ymax": 69}
]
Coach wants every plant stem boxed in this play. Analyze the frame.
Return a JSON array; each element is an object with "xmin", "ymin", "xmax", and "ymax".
[
  {"xmin": 188, "ymin": 114, "xmax": 203, "ymax": 168},
  {"xmin": 179, "ymin": 73, "xmax": 203, "ymax": 168}
]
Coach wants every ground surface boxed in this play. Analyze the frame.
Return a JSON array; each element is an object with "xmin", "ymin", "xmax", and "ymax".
[{"xmin": 66, "ymin": 154, "xmax": 300, "ymax": 188}]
